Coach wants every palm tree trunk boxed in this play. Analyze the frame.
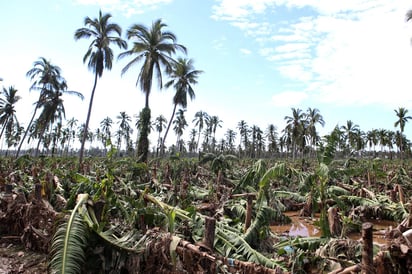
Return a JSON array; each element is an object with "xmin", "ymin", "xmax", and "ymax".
[
  {"xmin": 196, "ymin": 126, "xmax": 202, "ymax": 152},
  {"xmin": 161, "ymin": 103, "xmax": 177, "ymax": 155},
  {"xmin": 0, "ymin": 117, "xmax": 8, "ymax": 141},
  {"xmin": 137, "ymin": 106, "xmax": 151, "ymax": 162},
  {"xmin": 15, "ymin": 105, "xmax": 39, "ymax": 158},
  {"xmin": 79, "ymin": 71, "xmax": 98, "ymax": 168},
  {"xmin": 400, "ymin": 131, "xmax": 403, "ymax": 160},
  {"xmin": 35, "ymin": 137, "xmax": 42, "ymax": 157}
]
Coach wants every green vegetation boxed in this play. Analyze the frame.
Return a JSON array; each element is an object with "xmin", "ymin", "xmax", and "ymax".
[{"xmin": 2, "ymin": 9, "xmax": 412, "ymax": 274}]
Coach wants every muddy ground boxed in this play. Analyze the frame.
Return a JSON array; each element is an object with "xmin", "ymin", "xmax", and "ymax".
[{"xmin": 0, "ymin": 241, "xmax": 47, "ymax": 274}]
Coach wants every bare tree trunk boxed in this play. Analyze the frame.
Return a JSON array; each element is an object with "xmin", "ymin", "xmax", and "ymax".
[
  {"xmin": 16, "ymin": 105, "xmax": 39, "ymax": 158},
  {"xmin": 361, "ymin": 222, "xmax": 374, "ymax": 274},
  {"xmin": 79, "ymin": 71, "xmax": 98, "ymax": 169},
  {"xmin": 244, "ymin": 195, "xmax": 253, "ymax": 232},
  {"xmin": 204, "ymin": 217, "xmax": 215, "ymax": 251},
  {"xmin": 161, "ymin": 103, "xmax": 177, "ymax": 155}
]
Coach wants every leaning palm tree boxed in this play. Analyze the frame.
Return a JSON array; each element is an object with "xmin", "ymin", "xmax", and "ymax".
[
  {"xmin": 161, "ymin": 58, "xmax": 202, "ymax": 151},
  {"xmin": 118, "ymin": 19, "xmax": 186, "ymax": 162},
  {"xmin": 394, "ymin": 107, "xmax": 412, "ymax": 160},
  {"xmin": 16, "ymin": 57, "xmax": 65, "ymax": 157},
  {"xmin": 74, "ymin": 10, "xmax": 127, "ymax": 166},
  {"xmin": 0, "ymin": 86, "xmax": 21, "ymax": 143}
]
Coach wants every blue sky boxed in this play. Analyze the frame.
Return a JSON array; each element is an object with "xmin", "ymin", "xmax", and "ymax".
[{"xmin": 1, "ymin": 0, "xmax": 412, "ymax": 148}]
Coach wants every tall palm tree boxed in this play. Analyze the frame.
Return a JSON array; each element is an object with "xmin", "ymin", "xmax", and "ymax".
[
  {"xmin": 193, "ymin": 110, "xmax": 209, "ymax": 151},
  {"xmin": 173, "ymin": 109, "xmax": 188, "ymax": 151},
  {"xmin": 75, "ymin": 10, "xmax": 127, "ymax": 165},
  {"xmin": 64, "ymin": 117, "xmax": 78, "ymax": 155},
  {"xmin": 35, "ymin": 82, "xmax": 83, "ymax": 156},
  {"xmin": 187, "ymin": 128, "xmax": 198, "ymax": 153},
  {"xmin": 116, "ymin": 111, "xmax": 132, "ymax": 152},
  {"xmin": 306, "ymin": 107, "xmax": 325, "ymax": 156},
  {"xmin": 225, "ymin": 129, "xmax": 237, "ymax": 153},
  {"xmin": 100, "ymin": 116, "xmax": 113, "ymax": 145},
  {"xmin": 162, "ymin": 58, "xmax": 202, "ymax": 150},
  {"xmin": 394, "ymin": 107, "xmax": 412, "ymax": 159},
  {"xmin": 208, "ymin": 115, "xmax": 222, "ymax": 152},
  {"xmin": 265, "ymin": 124, "xmax": 278, "ymax": 155},
  {"xmin": 366, "ymin": 129, "xmax": 378, "ymax": 153},
  {"xmin": 0, "ymin": 86, "xmax": 21, "ymax": 143},
  {"xmin": 340, "ymin": 120, "xmax": 360, "ymax": 154},
  {"xmin": 237, "ymin": 120, "xmax": 249, "ymax": 154},
  {"xmin": 16, "ymin": 57, "xmax": 66, "ymax": 157},
  {"xmin": 153, "ymin": 114, "xmax": 167, "ymax": 155},
  {"xmin": 284, "ymin": 108, "xmax": 305, "ymax": 160},
  {"xmin": 119, "ymin": 19, "xmax": 186, "ymax": 161}
]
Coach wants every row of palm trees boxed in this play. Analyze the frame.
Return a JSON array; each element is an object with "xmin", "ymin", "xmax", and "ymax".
[
  {"xmin": 1, "ymin": 85, "xmax": 410, "ymax": 160},
  {"xmin": 0, "ymin": 10, "xmax": 202, "ymax": 161},
  {"xmin": 1, "ymin": 9, "xmax": 412, "ymax": 160},
  {"xmin": 74, "ymin": 11, "xmax": 200, "ymax": 164}
]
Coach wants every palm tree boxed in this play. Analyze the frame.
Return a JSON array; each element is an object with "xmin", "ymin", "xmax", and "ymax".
[
  {"xmin": 306, "ymin": 107, "xmax": 325, "ymax": 156},
  {"xmin": 64, "ymin": 117, "xmax": 78, "ymax": 155},
  {"xmin": 208, "ymin": 115, "xmax": 222, "ymax": 152},
  {"xmin": 119, "ymin": 19, "xmax": 186, "ymax": 162},
  {"xmin": 0, "ymin": 86, "xmax": 21, "ymax": 143},
  {"xmin": 116, "ymin": 111, "xmax": 132, "ymax": 152},
  {"xmin": 162, "ymin": 58, "xmax": 202, "ymax": 151},
  {"xmin": 237, "ymin": 120, "xmax": 249, "ymax": 154},
  {"xmin": 100, "ymin": 116, "xmax": 113, "ymax": 145},
  {"xmin": 187, "ymin": 128, "xmax": 198, "ymax": 153},
  {"xmin": 153, "ymin": 114, "xmax": 167, "ymax": 155},
  {"xmin": 173, "ymin": 109, "xmax": 188, "ymax": 151},
  {"xmin": 75, "ymin": 10, "xmax": 127, "ymax": 165},
  {"xmin": 340, "ymin": 120, "xmax": 360, "ymax": 155},
  {"xmin": 366, "ymin": 129, "xmax": 378, "ymax": 154},
  {"xmin": 284, "ymin": 108, "xmax": 305, "ymax": 160},
  {"xmin": 265, "ymin": 124, "xmax": 278, "ymax": 156},
  {"xmin": 394, "ymin": 107, "xmax": 412, "ymax": 159},
  {"xmin": 193, "ymin": 110, "xmax": 209, "ymax": 151},
  {"xmin": 16, "ymin": 57, "xmax": 66, "ymax": 157},
  {"xmin": 225, "ymin": 129, "xmax": 237, "ymax": 153},
  {"xmin": 35, "ymin": 82, "xmax": 83, "ymax": 156}
]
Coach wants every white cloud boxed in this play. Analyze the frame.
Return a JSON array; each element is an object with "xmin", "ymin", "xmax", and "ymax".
[
  {"xmin": 212, "ymin": 36, "xmax": 228, "ymax": 52},
  {"xmin": 240, "ymin": 48, "xmax": 252, "ymax": 55},
  {"xmin": 73, "ymin": 0, "xmax": 173, "ymax": 16},
  {"xmin": 212, "ymin": 0, "xmax": 412, "ymax": 108},
  {"xmin": 271, "ymin": 91, "xmax": 308, "ymax": 107}
]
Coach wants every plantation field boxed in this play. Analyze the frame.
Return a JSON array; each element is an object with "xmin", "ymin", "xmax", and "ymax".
[{"xmin": 1, "ymin": 153, "xmax": 412, "ymax": 273}]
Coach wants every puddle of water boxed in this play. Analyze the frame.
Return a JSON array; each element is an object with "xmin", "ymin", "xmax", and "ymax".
[
  {"xmin": 271, "ymin": 211, "xmax": 396, "ymax": 244},
  {"xmin": 271, "ymin": 211, "xmax": 321, "ymax": 237},
  {"xmin": 348, "ymin": 219, "xmax": 397, "ymax": 246}
]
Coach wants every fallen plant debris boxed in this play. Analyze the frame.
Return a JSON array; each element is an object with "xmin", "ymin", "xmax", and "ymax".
[{"xmin": 1, "ymin": 154, "xmax": 412, "ymax": 273}]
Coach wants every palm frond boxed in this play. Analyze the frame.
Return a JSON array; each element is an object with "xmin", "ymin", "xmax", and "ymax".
[
  {"xmin": 274, "ymin": 236, "xmax": 328, "ymax": 252},
  {"xmin": 215, "ymin": 227, "xmax": 286, "ymax": 270},
  {"xmin": 49, "ymin": 194, "xmax": 89, "ymax": 274},
  {"xmin": 273, "ymin": 191, "xmax": 306, "ymax": 203},
  {"xmin": 243, "ymin": 206, "xmax": 284, "ymax": 246}
]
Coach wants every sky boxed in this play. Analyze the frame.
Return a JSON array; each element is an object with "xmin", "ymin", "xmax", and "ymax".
[{"xmin": 1, "ymin": 0, "xmax": 412, "ymax": 149}]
